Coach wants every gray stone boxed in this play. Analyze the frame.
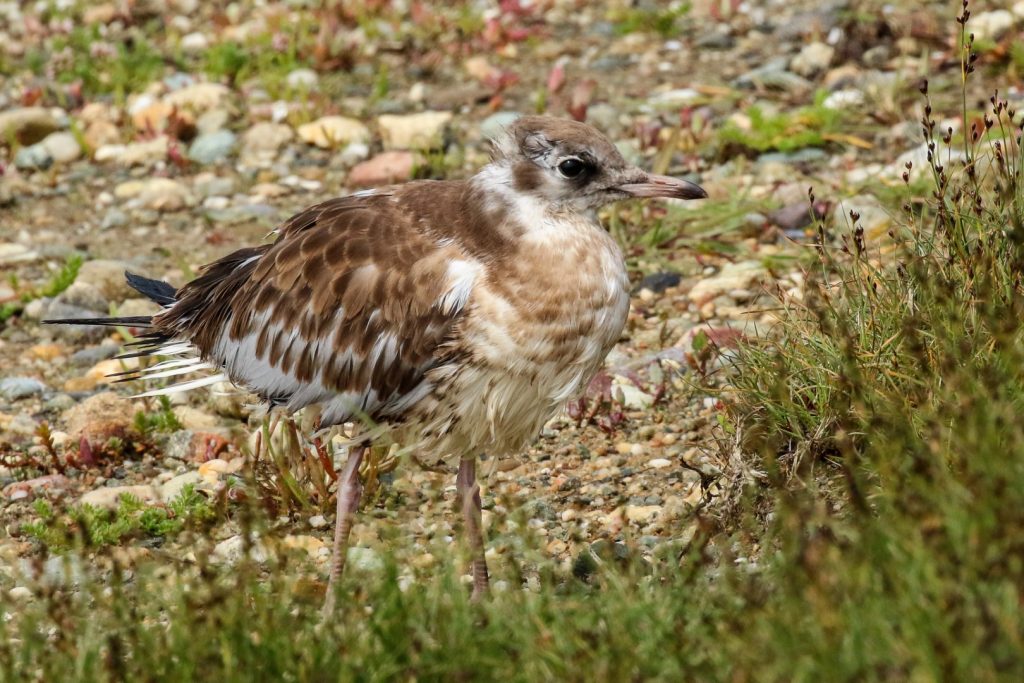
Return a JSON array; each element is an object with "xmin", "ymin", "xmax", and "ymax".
[
  {"xmin": 14, "ymin": 143, "xmax": 53, "ymax": 170},
  {"xmin": 0, "ymin": 243, "xmax": 41, "ymax": 266},
  {"xmin": 0, "ymin": 377, "xmax": 47, "ymax": 401},
  {"xmin": 159, "ymin": 471, "xmax": 203, "ymax": 501},
  {"xmin": 187, "ymin": 130, "xmax": 237, "ymax": 164},
  {"xmin": 480, "ymin": 111, "xmax": 521, "ymax": 141},
  {"xmin": 196, "ymin": 108, "xmax": 230, "ymax": 135},
  {"xmin": 76, "ymin": 259, "xmax": 133, "ymax": 302},
  {"xmin": 735, "ymin": 58, "xmax": 812, "ymax": 92},
  {"xmin": 101, "ymin": 207, "xmax": 129, "ymax": 230},
  {"xmin": 79, "ymin": 484, "xmax": 158, "ymax": 509}
]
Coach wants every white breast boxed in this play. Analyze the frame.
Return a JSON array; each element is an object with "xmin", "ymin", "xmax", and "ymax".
[{"xmin": 413, "ymin": 213, "xmax": 629, "ymax": 461}]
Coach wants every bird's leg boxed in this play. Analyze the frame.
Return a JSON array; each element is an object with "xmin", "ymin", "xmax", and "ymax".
[
  {"xmin": 456, "ymin": 457, "xmax": 490, "ymax": 601},
  {"xmin": 323, "ymin": 444, "xmax": 367, "ymax": 614}
]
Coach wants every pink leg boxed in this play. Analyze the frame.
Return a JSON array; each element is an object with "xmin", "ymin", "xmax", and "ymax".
[
  {"xmin": 456, "ymin": 458, "xmax": 490, "ymax": 601},
  {"xmin": 323, "ymin": 445, "xmax": 366, "ymax": 614}
]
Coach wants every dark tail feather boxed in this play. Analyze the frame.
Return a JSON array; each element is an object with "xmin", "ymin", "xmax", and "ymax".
[
  {"xmin": 126, "ymin": 271, "xmax": 178, "ymax": 307},
  {"xmin": 41, "ymin": 315, "xmax": 153, "ymax": 327},
  {"xmin": 42, "ymin": 271, "xmax": 179, "ymax": 329}
]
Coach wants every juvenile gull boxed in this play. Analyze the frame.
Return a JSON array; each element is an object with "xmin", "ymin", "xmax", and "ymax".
[{"xmin": 46, "ymin": 116, "xmax": 707, "ymax": 608}]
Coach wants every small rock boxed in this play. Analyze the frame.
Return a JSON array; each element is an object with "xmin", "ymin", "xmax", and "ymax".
[
  {"xmin": 636, "ymin": 271, "xmax": 681, "ymax": 294},
  {"xmin": 625, "ymin": 505, "xmax": 662, "ymax": 523},
  {"xmin": 735, "ymin": 58, "xmax": 812, "ymax": 92},
  {"xmin": 0, "ymin": 107, "xmax": 59, "ymax": 144},
  {"xmin": 180, "ymin": 32, "xmax": 209, "ymax": 53},
  {"xmin": 336, "ymin": 141, "xmax": 370, "ymax": 166},
  {"xmin": 648, "ymin": 458, "xmax": 672, "ymax": 469},
  {"xmin": 163, "ymin": 82, "xmax": 231, "ymax": 111},
  {"xmin": 115, "ymin": 177, "xmax": 194, "ymax": 211},
  {"xmin": 688, "ymin": 261, "xmax": 768, "ymax": 301},
  {"xmin": 239, "ymin": 122, "xmax": 293, "ymax": 165},
  {"xmin": 0, "ymin": 243, "xmax": 40, "ymax": 265},
  {"xmin": 96, "ymin": 135, "xmax": 169, "ymax": 166},
  {"xmin": 378, "ymin": 111, "xmax": 452, "ymax": 150},
  {"xmin": 613, "ymin": 380, "xmax": 654, "ymax": 410},
  {"xmin": 79, "ymin": 485, "xmax": 158, "ymax": 509},
  {"xmin": 822, "ymin": 89, "xmax": 865, "ymax": 110},
  {"xmin": 790, "ymin": 42, "xmax": 834, "ymax": 77},
  {"xmin": 84, "ymin": 120, "xmax": 120, "ymax": 149},
  {"xmin": 297, "ymin": 116, "xmax": 370, "ymax": 149},
  {"xmin": 840, "ymin": 195, "xmax": 891, "ymax": 240},
  {"xmin": 187, "ymin": 130, "xmax": 236, "ymax": 164},
  {"xmin": 7, "ymin": 587, "xmax": 33, "ymax": 602},
  {"xmin": 62, "ymin": 391, "xmax": 137, "ymax": 450},
  {"xmin": 0, "ymin": 377, "xmax": 46, "ymax": 401},
  {"xmin": 40, "ymin": 131, "xmax": 82, "ymax": 163},
  {"xmin": 212, "ymin": 535, "xmax": 270, "ymax": 565},
  {"xmin": 2, "ymin": 475, "xmax": 71, "ymax": 502},
  {"xmin": 348, "ymin": 151, "xmax": 418, "ymax": 187},
  {"xmin": 101, "ymin": 208, "xmax": 128, "ymax": 230},
  {"xmin": 972, "ymin": 10, "xmax": 1016, "ymax": 41},
  {"xmin": 347, "ymin": 547, "xmax": 384, "ymax": 573},
  {"xmin": 480, "ymin": 111, "xmax": 521, "ymax": 140},
  {"xmin": 159, "ymin": 471, "xmax": 203, "ymax": 501},
  {"xmin": 14, "ymin": 143, "xmax": 53, "ymax": 170},
  {"xmin": 309, "ymin": 514, "xmax": 329, "ymax": 529},
  {"xmin": 76, "ymin": 260, "xmax": 133, "ymax": 301},
  {"xmin": 195, "ymin": 108, "xmax": 230, "ymax": 135},
  {"xmin": 286, "ymin": 68, "xmax": 318, "ymax": 89}
]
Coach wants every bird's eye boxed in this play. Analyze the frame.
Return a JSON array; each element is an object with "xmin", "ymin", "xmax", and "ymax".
[{"xmin": 557, "ymin": 158, "xmax": 586, "ymax": 178}]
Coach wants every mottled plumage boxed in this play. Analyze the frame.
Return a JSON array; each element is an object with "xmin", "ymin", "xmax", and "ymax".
[{"xmin": 46, "ymin": 115, "xmax": 707, "ymax": 604}]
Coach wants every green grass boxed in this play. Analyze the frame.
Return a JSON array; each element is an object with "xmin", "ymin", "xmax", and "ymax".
[
  {"xmin": 717, "ymin": 91, "xmax": 846, "ymax": 154},
  {"xmin": 22, "ymin": 485, "xmax": 215, "ymax": 551},
  {"xmin": 0, "ymin": 253, "xmax": 82, "ymax": 323}
]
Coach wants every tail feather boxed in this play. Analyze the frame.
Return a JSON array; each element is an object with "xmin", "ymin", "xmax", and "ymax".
[
  {"xmin": 125, "ymin": 271, "xmax": 178, "ymax": 307},
  {"xmin": 42, "ymin": 271, "xmax": 178, "ymax": 329}
]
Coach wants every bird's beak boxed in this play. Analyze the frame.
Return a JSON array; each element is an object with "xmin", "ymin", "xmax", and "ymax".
[{"xmin": 616, "ymin": 173, "xmax": 707, "ymax": 200}]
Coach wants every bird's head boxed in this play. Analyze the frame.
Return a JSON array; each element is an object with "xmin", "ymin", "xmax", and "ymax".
[{"xmin": 485, "ymin": 115, "xmax": 707, "ymax": 213}]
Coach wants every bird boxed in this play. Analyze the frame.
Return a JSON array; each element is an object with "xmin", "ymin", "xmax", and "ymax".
[{"xmin": 45, "ymin": 115, "xmax": 707, "ymax": 609}]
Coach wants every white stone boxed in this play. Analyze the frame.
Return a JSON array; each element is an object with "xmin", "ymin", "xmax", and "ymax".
[
  {"xmin": 790, "ymin": 42, "xmax": 834, "ymax": 77},
  {"xmin": 115, "ymin": 177, "xmax": 194, "ymax": 211},
  {"xmin": 297, "ymin": 116, "xmax": 370, "ymax": 149},
  {"xmin": 180, "ymin": 32, "xmax": 209, "ymax": 53},
  {"xmin": 648, "ymin": 458, "xmax": 672, "ymax": 469},
  {"xmin": 378, "ymin": 111, "xmax": 452, "ymax": 150},
  {"xmin": 79, "ymin": 485, "xmax": 159, "ymax": 509},
  {"xmin": 95, "ymin": 135, "xmax": 169, "ymax": 166},
  {"xmin": 688, "ymin": 261, "xmax": 768, "ymax": 300},
  {"xmin": 159, "ymin": 471, "xmax": 203, "ymax": 501},
  {"xmin": 286, "ymin": 68, "xmax": 318, "ymax": 89},
  {"xmin": 972, "ymin": 10, "xmax": 1016, "ymax": 41},
  {"xmin": 41, "ymin": 131, "xmax": 82, "ymax": 163},
  {"xmin": 163, "ymin": 82, "xmax": 231, "ymax": 111},
  {"xmin": 823, "ymin": 88, "xmax": 864, "ymax": 110}
]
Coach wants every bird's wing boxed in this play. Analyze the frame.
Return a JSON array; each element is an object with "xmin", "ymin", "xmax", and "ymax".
[{"xmin": 142, "ymin": 189, "xmax": 479, "ymax": 424}]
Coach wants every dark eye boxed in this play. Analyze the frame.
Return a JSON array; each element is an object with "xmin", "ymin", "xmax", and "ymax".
[{"xmin": 557, "ymin": 158, "xmax": 586, "ymax": 178}]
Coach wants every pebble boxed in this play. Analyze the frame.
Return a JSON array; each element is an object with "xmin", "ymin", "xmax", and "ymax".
[
  {"xmin": 971, "ymin": 10, "xmax": 1016, "ymax": 41},
  {"xmin": 0, "ymin": 106, "xmax": 59, "ymax": 144},
  {"xmin": 164, "ymin": 82, "xmax": 231, "ymax": 111},
  {"xmin": 14, "ymin": 143, "xmax": 53, "ymax": 170},
  {"xmin": 297, "ymin": 116, "xmax": 370, "ymax": 149},
  {"xmin": 212, "ymin": 535, "xmax": 271, "ymax": 565},
  {"xmin": 648, "ymin": 458, "xmax": 672, "ymax": 469},
  {"xmin": 115, "ymin": 177, "xmax": 194, "ymax": 211},
  {"xmin": 95, "ymin": 135, "xmax": 169, "ymax": 166},
  {"xmin": 286, "ymin": 68, "xmax": 318, "ymax": 89},
  {"xmin": 158, "ymin": 471, "xmax": 203, "ymax": 501},
  {"xmin": 79, "ymin": 485, "xmax": 159, "ymax": 509},
  {"xmin": 0, "ymin": 377, "xmax": 47, "ymax": 401},
  {"xmin": 187, "ymin": 130, "xmax": 237, "ymax": 164},
  {"xmin": 688, "ymin": 261, "xmax": 768, "ymax": 301},
  {"xmin": 378, "ymin": 111, "xmax": 452, "ymax": 150},
  {"xmin": 7, "ymin": 587, "xmax": 33, "ymax": 602},
  {"xmin": 309, "ymin": 514, "xmax": 329, "ymax": 529},
  {"xmin": 0, "ymin": 243, "xmax": 40, "ymax": 265},
  {"xmin": 348, "ymin": 151, "xmax": 418, "ymax": 187},
  {"xmin": 790, "ymin": 42, "xmax": 834, "ymax": 77},
  {"xmin": 240, "ymin": 122, "xmax": 294, "ymax": 165},
  {"xmin": 479, "ymin": 111, "xmax": 521, "ymax": 141},
  {"xmin": 77, "ymin": 259, "xmax": 133, "ymax": 301},
  {"xmin": 180, "ymin": 32, "xmax": 209, "ymax": 53}
]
